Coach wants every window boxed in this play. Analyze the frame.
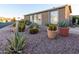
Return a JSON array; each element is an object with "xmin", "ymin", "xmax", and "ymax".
[
  {"xmin": 34, "ymin": 14, "xmax": 38, "ymax": 23},
  {"xmin": 34, "ymin": 14, "xmax": 42, "ymax": 25},
  {"xmin": 30, "ymin": 15, "xmax": 33, "ymax": 22},
  {"xmin": 50, "ymin": 11, "xmax": 59, "ymax": 24},
  {"xmin": 38, "ymin": 14, "xmax": 42, "ymax": 25}
]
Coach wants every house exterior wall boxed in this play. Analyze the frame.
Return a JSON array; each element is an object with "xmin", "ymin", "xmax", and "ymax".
[
  {"xmin": 50, "ymin": 10, "xmax": 59, "ymax": 24},
  {"xmin": 58, "ymin": 5, "xmax": 71, "ymax": 23},
  {"xmin": 24, "ymin": 5, "xmax": 71, "ymax": 26},
  {"xmin": 24, "ymin": 9, "xmax": 66, "ymax": 25},
  {"xmin": 65, "ymin": 5, "xmax": 71, "ymax": 19},
  {"xmin": 65, "ymin": 5, "xmax": 71, "ymax": 25},
  {"xmin": 33, "ymin": 14, "xmax": 42, "ymax": 25},
  {"xmin": 41, "ymin": 11, "xmax": 49, "ymax": 25},
  {"xmin": 58, "ymin": 8, "xmax": 65, "ymax": 21},
  {"xmin": 24, "ymin": 15, "xmax": 30, "ymax": 20}
]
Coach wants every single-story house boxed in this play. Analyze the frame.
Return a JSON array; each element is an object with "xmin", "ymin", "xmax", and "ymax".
[{"xmin": 24, "ymin": 4, "xmax": 72, "ymax": 26}]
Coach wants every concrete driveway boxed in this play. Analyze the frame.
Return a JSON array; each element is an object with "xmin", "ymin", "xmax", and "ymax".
[{"xmin": 69, "ymin": 27, "xmax": 79, "ymax": 35}]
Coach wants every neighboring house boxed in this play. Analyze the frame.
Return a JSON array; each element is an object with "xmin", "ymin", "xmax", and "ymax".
[
  {"xmin": 24, "ymin": 4, "xmax": 72, "ymax": 26},
  {"xmin": 0, "ymin": 17, "xmax": 16, "ymax": 22},
  {"xmin": 69, "ymin": 15, "xmax": 79, "ymax": 26}
]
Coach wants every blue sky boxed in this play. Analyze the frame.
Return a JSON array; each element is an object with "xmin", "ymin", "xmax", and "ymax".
[{"xmin": 0, "ymin": 4, "xmax": 79, "ymax": 18}]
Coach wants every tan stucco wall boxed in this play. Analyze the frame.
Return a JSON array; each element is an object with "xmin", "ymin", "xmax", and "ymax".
[
  {"xmin": 65, "ymin": 5, "xmax": 71, "ymax": 19},
  {"xmin": 58, "ymin": 5, "xmax": 71, "ymax": 21},
  {"xmin": 24, "ymin": 15, "xmax": 30, "ymax": 20},
  {"xmin": 41, "ymin": 11, "xmax": 49, "ymax": 25},
  {"xmin": 24, "ymin": 5, "xmax": 71, "ymax": 25},
  {"xmin": 58, "ymin": 8, "xmax": 65, "ymax": 21}
]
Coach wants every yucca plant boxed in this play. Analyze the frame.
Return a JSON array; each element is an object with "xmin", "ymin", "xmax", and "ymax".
[
  {"xmin": 18, "ymin": 20, "xmax": 26, "ymax": 32},
  {"xmin": 6, "ymin": 32, "xmax": 26, "ymax": 54}
]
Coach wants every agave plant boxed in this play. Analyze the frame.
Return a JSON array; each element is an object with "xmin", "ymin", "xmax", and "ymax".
[
  {"xmin": 48, "ymin": 24, "xmax": 57, "ymax": 31},
  {"xmin": 58, "ymin": 20, "xmax": 69, "ymax": 27},
  {"xmin": 46, "ymin": 23, "xmax": 57, "ymax": 31},
  {"xmin": 6, "ymin": 32, "xmax": 26, "ymax": 54}
]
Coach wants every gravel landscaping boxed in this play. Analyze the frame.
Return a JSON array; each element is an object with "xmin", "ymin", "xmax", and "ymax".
[
  {"xmin": 0, "ymin": 26, "xmax": 79, "ymax": 54},
  {"xmin": 0, "ymin": 30, "xmax": 14, "ymax": 53}
]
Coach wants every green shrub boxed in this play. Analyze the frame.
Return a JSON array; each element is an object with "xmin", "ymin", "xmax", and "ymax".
[
  {"xmin": 45, "ymin": 23, "xmax": 50, "ymax": 27},
  {"xmin": 72, "ymin": 16, "xmax": 79, "ymax": 20},
  {"xmin": 59, "ymin": 20, "xmax": 69, "ymax": 27},
  {"xmin": 29, "ymin": 23, "xmax": 39, "ymax": 34},
  {"xmin": 25, "ymin": 20, "xmax": 32, "ymax": 25},
  {"xmin": 29, "ymin": 28, "xmax": 39, "ymax": 34},
  {"xmin": 47, "ymin": 24, "xmax": 57, "ymax": 31},
  {"xmin": 6, "ymin": 32, "xmax": 26, "ymax": 54},
  {"xmin": 18, "ymin": 20, "xmax": 26, "ymax": 32}
]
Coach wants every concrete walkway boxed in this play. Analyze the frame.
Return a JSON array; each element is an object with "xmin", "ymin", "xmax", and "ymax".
[{"xmin": 69, "ymin": 27, "xmax": 79, "ymax": 35}]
